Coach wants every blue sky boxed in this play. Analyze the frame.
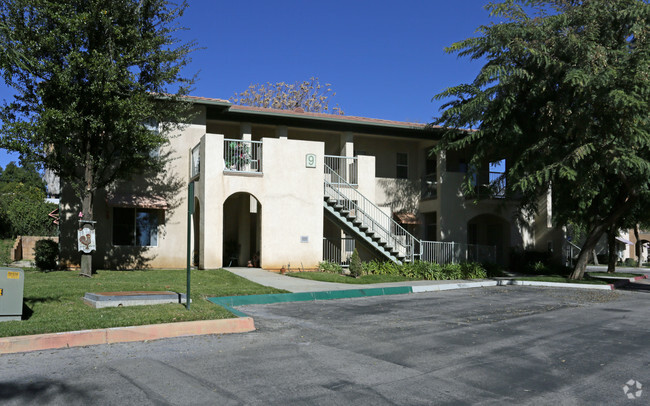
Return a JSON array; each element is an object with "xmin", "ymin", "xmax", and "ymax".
[{"xmin": 0, "ymin": 0, "xmax": 496, "ymax": 169}]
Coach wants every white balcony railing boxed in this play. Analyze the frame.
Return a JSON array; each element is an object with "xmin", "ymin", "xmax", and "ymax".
[
  {"xmin": 324, "ymin": 155, "xmax": 358, "ymax": 185},
  {"xmin": 224, "ymin": 139, "xmax": 262, "ymax": 173}
]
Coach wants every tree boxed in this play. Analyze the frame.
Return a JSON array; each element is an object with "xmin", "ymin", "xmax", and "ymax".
[
  {"xmin": 349, "ymin": 248, "xmax": 362, "ymax": 278},
  {"xmin": 432, "ymin": 0, "xmax": 650, "ymax": 279},
  {"xmin": 0, "ymin": 0, "xmax": 196, "ymax": 276},
  {"xmin": 0, "ymin": 162, "xmax": 46, "ymax": 192},
  {"xmin": 0, "ymin": 162, "xmax": 57, "ymax": 237},
  {"xmin": 230, "ymin": 77, "xmax": 344, "ymax": 114}
]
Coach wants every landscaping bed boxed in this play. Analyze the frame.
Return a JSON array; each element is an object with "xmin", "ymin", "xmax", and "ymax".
[
  {"xmin": 287, "ymin": 272, "xmax": 416, "ymax": 284},
  {"xmin": 0, "ymin": 269, "xmax": 286, "ymax": 338},
  {"xmin": 306, "ymin": 259, "xmax": 493, "ymax": 283}
]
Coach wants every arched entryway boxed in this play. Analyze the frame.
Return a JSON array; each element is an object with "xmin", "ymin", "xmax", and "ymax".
[
  {"xmin": 467, "ymin": 214, "xmax": 511, "ymax": 265},
  {"xmin": 223, "ymin": 192, "xmax": 262, "ymax": 267}
]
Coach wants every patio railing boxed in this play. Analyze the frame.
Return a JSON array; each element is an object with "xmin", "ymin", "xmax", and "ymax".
[
  {"xmin": 224, "ymin": 139, "xmax": 263, "ymax": 174},
  {"xmin": 420, "ymin": 241, "xmax": 496, "ymax": 264},
  {"xmin": 323, "ymin": 237, "xmax": 356, "ymax": 267}
]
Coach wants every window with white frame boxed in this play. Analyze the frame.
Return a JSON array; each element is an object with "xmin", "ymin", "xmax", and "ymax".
[
  {"xmin": 113, "ymin": 207, "xmax": 161, "ymax": 246},
  {"xmin": 396, "ymin": 152, "xmax": 408, "ymax": 179}
]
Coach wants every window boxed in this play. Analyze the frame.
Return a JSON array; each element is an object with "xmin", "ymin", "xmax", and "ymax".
[
  {"xmin": 396, "ymin": 152, "xmax": 408, "ymax": 179},
  {"xmin": 113, "ymin": 207, "xmax": 161, "ymax": 246},
  {"xmin": 422, "ymin": 148, "xmax": 437, "ymax": 199}
]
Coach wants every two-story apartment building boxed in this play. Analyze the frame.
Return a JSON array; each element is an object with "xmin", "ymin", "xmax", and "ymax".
[{"xmin": 59, "ymin": 96, "xmax": 565, "ymax": 270}]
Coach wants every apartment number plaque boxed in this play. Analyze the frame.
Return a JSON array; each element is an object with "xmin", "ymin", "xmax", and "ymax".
[{"xmin": 305, "ymin": 154, "xmax": 316, "ymax": 168}]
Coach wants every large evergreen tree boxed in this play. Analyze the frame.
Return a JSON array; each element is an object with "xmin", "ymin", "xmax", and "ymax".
[
  {"xmin": 0, "ymin": 0, "xmax": 196, "ymax": 276},
  {"xmin": 433, "ymin": 0, "xmax": 650, "ymax": 279}
]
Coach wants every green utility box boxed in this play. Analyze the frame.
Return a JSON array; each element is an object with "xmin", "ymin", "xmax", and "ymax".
[{"xmin": 0, "ymin": 267, "xmax": 24, "ymax": 322}]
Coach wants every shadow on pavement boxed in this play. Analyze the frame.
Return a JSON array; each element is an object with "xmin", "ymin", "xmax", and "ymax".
[
  {"xmin": 0, "ymin": 380, "xmax": 96, "ymax": 404},
  {"xmin": 620, "ymin": 280, "xmax": 650, "ymax": 293}
]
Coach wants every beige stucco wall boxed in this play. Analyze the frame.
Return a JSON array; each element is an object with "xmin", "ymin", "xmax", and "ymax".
[{"xmin": 196, "ymin": 134, "xmax": 324, "ymax": 270}]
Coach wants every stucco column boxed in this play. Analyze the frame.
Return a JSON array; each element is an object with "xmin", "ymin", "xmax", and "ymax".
[
  {"xmin": 340, "ymin": 131, "xmax": 354, "ymax": 157},
  {"xmin": 200, "ymin": 133, "xmax": 224, "ymax": 268},
  {"xmin": 276, "ymin": 125, "xmax": 288, "ymax": 139},
  {"xmin": 240, "ymin": 123, "xmax": 252, "ymax": 141}
]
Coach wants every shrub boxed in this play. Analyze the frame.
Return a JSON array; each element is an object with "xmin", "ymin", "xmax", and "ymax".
[
  {"xmin": 318, "ymin": 261, "xmax": 343, "ymax": 274},
  {"xmin": 349, "ymin": 249, "xmax": 362, "ymax": 278},
  {"xmin": 460, "ymin": 262, "xmax": 488, "ymax": 279},
  {"xmin": 624, "ymin": 258, "xmax": 638, "ymax": 267},
  {"xmin": 34, "ymin": 239, "xmax": 58, "ymax": 271},
  {"xmin": 510, "ymin": 249, "xmax": 553, "ymax": 272},
  {"xmin": 481, "ymin": 262, "xmax": 505, "ymax": 277},
  {"xmin": 350, "ymin": 258, "xmax": 489, "ymax": 280}
]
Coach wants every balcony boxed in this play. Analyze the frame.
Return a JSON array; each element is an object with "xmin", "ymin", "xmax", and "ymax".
[
  {"xmin": 467, "ymin": 171, "xmax": 506, "ymax": 199},
  {"xmin": 421, "ymin": 174, "xmax": 437, "ymax": 199},
  {"xmin": 224, "ymin": 139, "xmax": 263, "ymax": 174}
]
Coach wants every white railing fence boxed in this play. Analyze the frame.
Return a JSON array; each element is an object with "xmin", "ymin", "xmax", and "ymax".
[
  {"xmin": 419, "ymin": 241, "xmax": 496, "ymax": 264},
  {"xmin": 324, "ymin": 155, "xmax": 358, "ymax": 185},
  {"xmin": 224, "ymin": 139, "xmax": 263, "ymax": 173},
  {"xmin": 323, "ymin": 237, "xmax": 356, "ymax": 266}
]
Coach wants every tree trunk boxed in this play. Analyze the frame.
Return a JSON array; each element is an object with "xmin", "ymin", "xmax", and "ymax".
[
  {"xmin": 570, "ymin": 225, "xmax": 604, "ymax": 279},
  {"xmin": 592, "ymin": 248, "xmax": 599, "ymax": 265},
  {"xmin": 570, "ymin": 191, "xmax": 638, "ymax": 279},
  {"xmin": 607, "ymin": 228, "xmax": 617, "ymax": 273},
  {"xmin": 634, "ymin": 224, "xmax": 641, "ymax": 267},
  {"xmin": 79, "ymin": 151, "xmax": 94, "ymax": 278}
]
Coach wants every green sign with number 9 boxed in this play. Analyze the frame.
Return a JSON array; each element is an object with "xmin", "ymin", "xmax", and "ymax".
[{"xmin": 306, "ymin": 153, "xmax": 316, "ymax": 168}]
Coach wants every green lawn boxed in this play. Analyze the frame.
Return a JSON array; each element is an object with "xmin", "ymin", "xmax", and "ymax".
[
  {"xmin": 0, "ymin": 269, "xmax": 286, "ymax": 338},
  {"xmin": 514, "ymin": 275, "xmax": 610, "ymax": 285},
  {"xmin": 287, "ymin": 271, "xmax": 419, "ymax": 284},
  {"xmin": 587, "ymin": 272, "xmax": 645, "ymax": 278}
]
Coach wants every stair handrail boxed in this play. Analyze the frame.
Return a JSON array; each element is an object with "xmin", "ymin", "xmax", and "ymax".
[{"xmin": 324, "ymin": 164, "xmax": 419, "ymax": 262}]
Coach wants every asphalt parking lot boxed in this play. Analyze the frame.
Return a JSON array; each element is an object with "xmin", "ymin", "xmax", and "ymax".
[{"xmin": 1, "ymin": 285, "xmax": 648, "ymax": 405}]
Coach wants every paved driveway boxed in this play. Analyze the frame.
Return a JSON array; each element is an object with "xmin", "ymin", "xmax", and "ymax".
[{"xmin": 1, "ymin": 286, "xmax": 648, "ymax": 405}]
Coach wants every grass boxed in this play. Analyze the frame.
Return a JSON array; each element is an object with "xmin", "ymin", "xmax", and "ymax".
[
  {"xmin": 0, "ymin": 268, "xmax": 287, "ymax": 338},
  {"xmin": 587, "ymin": 272, "xmax": 645, "ymax": 278},
  {"xmin": 288, "ymin": 271, "xmax": 419, "ymax": 284},
  {"xmin": 514, "ymin": 275, "xmax": 609, "ymax": 285}
]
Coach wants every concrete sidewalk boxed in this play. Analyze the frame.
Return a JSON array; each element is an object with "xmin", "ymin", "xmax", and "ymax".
[{"xmin": 223, "ymin": 267, "xmax": 489, "ymax": 292}]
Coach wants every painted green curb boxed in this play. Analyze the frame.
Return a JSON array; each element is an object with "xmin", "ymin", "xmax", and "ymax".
[{"xmin": 208, "ymin": 286, "xmax": 413, "ymax": 315}]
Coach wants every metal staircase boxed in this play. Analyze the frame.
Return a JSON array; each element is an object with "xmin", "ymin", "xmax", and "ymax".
[{"xmin": 324, "ymin": 164, "xmax": 418, "ymax": 264}]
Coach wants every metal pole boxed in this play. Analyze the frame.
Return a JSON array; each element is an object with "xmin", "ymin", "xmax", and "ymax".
[{"xmin": 186, "ymin": 181, "xmax": 194, "ymax": 310}]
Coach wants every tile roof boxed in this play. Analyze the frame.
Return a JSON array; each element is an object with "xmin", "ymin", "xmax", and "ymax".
[{"xmin": 182, "ymin": 94, "xmax": 438, "ymax": 130}]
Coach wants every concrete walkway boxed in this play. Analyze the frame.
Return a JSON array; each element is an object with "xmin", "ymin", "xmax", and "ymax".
[{"xmin": 223, "ymin": 267, "xmax": 491, "ymax": 293}]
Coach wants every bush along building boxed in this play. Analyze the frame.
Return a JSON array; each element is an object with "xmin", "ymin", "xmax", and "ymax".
[{"xmin": 58, "ymin": 96, "xmax": 567, "ymax": 271}]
